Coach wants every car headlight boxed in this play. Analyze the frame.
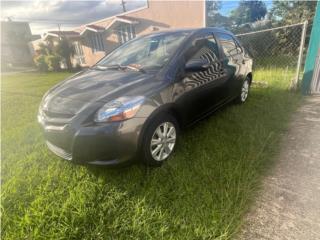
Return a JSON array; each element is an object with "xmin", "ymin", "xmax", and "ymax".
[
  {"xmin": 95, "ymin": 96, "xmax": 145, "ymax": 122},
  {"xmin": 37, "ymin": 95, "xmax": 49, "ymax": 123}
]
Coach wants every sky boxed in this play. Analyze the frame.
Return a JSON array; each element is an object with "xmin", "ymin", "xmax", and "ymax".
[
  {"xmin": 1, "ymin": 0, "xmax": 148, "ymax": 34},
  {"xmin": 1, "ymin": 0, "xmax": 274, "ymax": 35}
]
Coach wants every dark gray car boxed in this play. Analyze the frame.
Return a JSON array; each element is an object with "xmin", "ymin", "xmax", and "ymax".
[{"xmin": 38, "ymin": 28, "xmax": 253, "ymax": 167}]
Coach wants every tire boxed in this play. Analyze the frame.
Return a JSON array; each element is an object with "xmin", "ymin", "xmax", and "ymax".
[
  {"xmin": 141, "ymin": 113, "xmax": 179, "ymax": 167},
  {"xmin": 235, "ymin": 76, "xmax": 251, "ymax": 104}
]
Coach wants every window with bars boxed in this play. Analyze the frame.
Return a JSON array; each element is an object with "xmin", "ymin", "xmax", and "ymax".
[
  {"xmin": 74, "ymin": 41, "xmax": 85, "ymax": 65},
  {"xmin": 88, "ymin": 33, "xmax": 105, "ymax": 53},
  {"xmin": 116, "ymin": 24, "xmax": 136, "ymax": 45}
]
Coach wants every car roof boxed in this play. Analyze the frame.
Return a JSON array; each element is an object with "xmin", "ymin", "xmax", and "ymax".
[
  {"xmin": 199, "ymin": 27, "xmax": 235, "ymax": 36},
  {"xmin": 143, "ymin": 27, "xmax": 235, "ymax": 38}
]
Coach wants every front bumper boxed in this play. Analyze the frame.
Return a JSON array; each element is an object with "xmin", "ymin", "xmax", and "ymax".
[{"xmin": 40, "ymin": 117, "xmax": 147, "ymax": 166}]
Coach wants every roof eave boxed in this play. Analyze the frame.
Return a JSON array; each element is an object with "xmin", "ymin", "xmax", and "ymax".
[
  {"xmin": 105, "ymin": 18, "xmax": 139, "ymax": 30},
  {"xmin": 80, "ymin": 27, "xmax": 105, "ymax": 36},
  {"xmin": 42, "ymin": 33, "xmax": 59, "ymax": 40}
]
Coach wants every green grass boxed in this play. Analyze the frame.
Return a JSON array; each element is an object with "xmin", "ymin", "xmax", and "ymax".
[
  {"xmin": 254, "ymin": 56, "xmax": 298, "ymax": 69},
  {"xmin": 1, "ymin": 69, "xmax": 301, "ymax": 239}
]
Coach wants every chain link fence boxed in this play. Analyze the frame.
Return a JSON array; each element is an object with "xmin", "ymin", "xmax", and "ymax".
[{"xmin": 236, "ymin": 22, "xmax": 308, "ymax": 88}]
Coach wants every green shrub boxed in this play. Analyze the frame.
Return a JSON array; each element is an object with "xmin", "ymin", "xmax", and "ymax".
[
  {"xmin": 34, "ymin": 55, "xmax": 48, "ymax": 72},
  {"xmin": 45, "ymin": 54, "xmax": 61, "ymax": 71}
]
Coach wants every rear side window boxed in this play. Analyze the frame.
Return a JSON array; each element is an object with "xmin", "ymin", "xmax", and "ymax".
[
  {"xmin": 215, "ymin": 33, "xmax": 240, "ymax": 57},
  {"xmin": 186, "ymin": 35, "xmax": 219, "ymax": 63}
]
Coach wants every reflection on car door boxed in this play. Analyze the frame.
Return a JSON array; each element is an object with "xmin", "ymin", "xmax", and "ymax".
[
  {"xmin": 174, "ymin": 34, "xmax": 227, "ymax": 123},
  {"xmin": 215, "ymin": 32, "xmax": 245, "ymax": 98}
]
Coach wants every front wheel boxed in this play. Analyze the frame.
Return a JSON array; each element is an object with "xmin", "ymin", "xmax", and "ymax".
[
  {"xmin": 141, "ymin": 113, "xmax": 179, "ymax": 167},
  {"xmin": 236, "ymin": 77, "xmax": 250, "ymax": 104}
]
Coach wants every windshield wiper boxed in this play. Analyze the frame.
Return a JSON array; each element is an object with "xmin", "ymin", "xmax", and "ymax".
[
  {"xmin": 124, "ymin": 64, "xmax": 146, "ymax": 73},
  {"xmin": 91, "ymin": 65, "xmax": 109, "ymax": 71},
  {"xmin": 94, "ymin": 64, "xmax": 145, "ymax": 73}
]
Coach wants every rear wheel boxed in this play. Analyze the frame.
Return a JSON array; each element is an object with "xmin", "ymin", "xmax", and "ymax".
[
  {"xmin": 236, "ymin": 77, "xmax": 250, "ymax": 103},
  {"xmin": 141, "ymin": 113, "xmax": 179, "ymax": 167}
]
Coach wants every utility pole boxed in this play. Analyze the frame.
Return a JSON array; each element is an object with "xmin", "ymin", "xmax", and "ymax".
[
  {"xmin": 121, "ymin": 0, "xmax": 126, "ymax": 12},
  {"xmin": 58, "ymin": 23, "xmax": 62, "ymax": 40}
]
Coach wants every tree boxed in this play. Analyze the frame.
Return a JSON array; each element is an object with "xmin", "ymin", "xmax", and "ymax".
[
  {"xmin": 34, "ymin": 55, "xmax": 48, "ymax": 72},
  {"xmin": 206, "ymin": 0, "xmax": 221, "ymax": 15},
  {"xmin": 269, "ymin": 1, "xmax": 317, "ymax": 55},
  {"xmin": 270, "ymin": 1, "xmax": 317, "ymax": 25},
  {"xmin": 207, "ymin": 12, "xmax": 233, "ymax": 29},
  {"xmin": 206, "ymin": 1, "xmax": 233, "ymax": 28},
  {"xmin": 45, "ymin": 54, "xmax": 61, "ymax": 71},
  {"xmin": 230, "ymin": 1, "xmax": 267, "ymax": 26},
  {"xmin": 206, "ymin": 1, "xmax": 223, "ymax": 26},
  {"xmin": 54, "ymin": 38, "xmax": 75, "ymax": 71},
  {"xmin": 37, "ymin": 42, "xmax": 52, "ymax": 56}
]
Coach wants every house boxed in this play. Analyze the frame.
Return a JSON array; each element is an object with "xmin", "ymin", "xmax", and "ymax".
[
  {"xmin": 1, "ymin": 20, "xmax": 38, "ymax": 68},
  {"xmin": 34, "ymin": 0, "xmax": 206, "ymax": 67}
]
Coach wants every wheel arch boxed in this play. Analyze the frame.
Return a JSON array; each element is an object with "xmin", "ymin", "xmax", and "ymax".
[
  {"xmin": 246, "ymin": 72, "xmax": 253, "ymax": 85},
  {"xmin": 137, "ymin": 103, "xmax": 182, "ymax": 154}
]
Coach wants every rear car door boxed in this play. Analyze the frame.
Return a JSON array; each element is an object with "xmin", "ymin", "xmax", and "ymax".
[
  {"xmin": 215, "ymin": 32, "xmax": 245, "ymax": 98},
  {"xmin": 173, "ymin": 33, "xmax": 227, "ymax": 123}
]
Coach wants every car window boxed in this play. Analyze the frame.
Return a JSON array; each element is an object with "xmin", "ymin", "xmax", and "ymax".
[
  {"xmin": 186, "ymin": 35, "xmax": 219, "ymax": 63},
  {"xmin": 182, "ymin": 35, "xmax": 224, "ymax": 87},
  {"xmin": 215, "ymin": 33, "xmax": 241, "ymax": 57}
]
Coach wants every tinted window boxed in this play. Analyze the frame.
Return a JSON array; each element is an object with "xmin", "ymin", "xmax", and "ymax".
[
  {"xmin": 187, "ymin": 35, "xmax": 219, "ymax": 62},
  {"xmin": 183, "ymin": 35, "xmax": 224, "ymax": 87},
  {"xmin": 215, "ymin": 33, "xmax": 239, "ymax": 57}
]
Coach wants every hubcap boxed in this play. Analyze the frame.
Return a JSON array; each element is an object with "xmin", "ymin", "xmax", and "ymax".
[
  {"xmin": 150, "ymin": 122, "xmax": 176, "ymax": 161},
  {"xmin": 241, "ymin": 80, "xmax": 249, "ymax": 102}
]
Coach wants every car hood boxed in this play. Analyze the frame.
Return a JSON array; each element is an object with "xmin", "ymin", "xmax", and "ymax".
[{"xmin": 42, "ymin": 69, "xmax": 160, "ymax": 115}]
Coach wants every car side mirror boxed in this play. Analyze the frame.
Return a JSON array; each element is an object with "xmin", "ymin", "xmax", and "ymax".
[{"xmin": 185, "ymin": 58, "xmax": 210, "ymax": 72}]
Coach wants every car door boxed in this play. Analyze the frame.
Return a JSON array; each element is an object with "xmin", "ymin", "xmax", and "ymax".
[
  {"xmin": 215, "ymin": 32, "xmax": 244, "ymax": 98},
  {"xmin": 173, "ymin": 33, "xmax": 227, "ymax": 123}
]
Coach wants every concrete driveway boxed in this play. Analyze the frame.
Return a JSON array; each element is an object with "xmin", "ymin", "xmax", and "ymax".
[{"xmin": 239, "ymin": 95, "xmax": 320, "ymax": 240}]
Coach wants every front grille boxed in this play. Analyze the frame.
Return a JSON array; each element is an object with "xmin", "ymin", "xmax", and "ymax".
[{"xmin": 46, "ymin": 141, "xmax": 72, "ymax": 160}]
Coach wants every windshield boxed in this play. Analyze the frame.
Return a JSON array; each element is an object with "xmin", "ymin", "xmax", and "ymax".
[{"xmin": 97, "ymin": 32, "xmax": 190, "ymax": 70}]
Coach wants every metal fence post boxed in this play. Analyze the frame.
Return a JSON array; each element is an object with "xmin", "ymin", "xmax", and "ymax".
[{"xmin": 291, "ymin": 20, "xmax": 308, "ymax": 90}]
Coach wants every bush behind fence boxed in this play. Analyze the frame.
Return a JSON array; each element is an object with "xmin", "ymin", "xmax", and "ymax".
[{"xmin": 236, "ymin": 23, "xmax": 305, "ymax": 69}]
